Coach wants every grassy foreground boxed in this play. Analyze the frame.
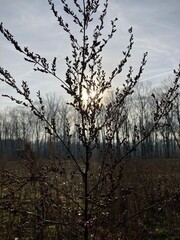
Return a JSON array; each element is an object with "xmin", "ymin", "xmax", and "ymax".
[{"xmin": 0, "ymin": 157, "xmax": 179, "ymax": 240}]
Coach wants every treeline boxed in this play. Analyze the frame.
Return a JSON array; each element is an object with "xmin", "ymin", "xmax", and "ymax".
[{"xmin": 0, "ymin": 83, "xmax": 180, "ymax": 161}]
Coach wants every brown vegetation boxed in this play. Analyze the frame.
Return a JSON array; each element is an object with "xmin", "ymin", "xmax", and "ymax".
[{"xmin": 0, "ymin": 154, "xmax": 179, "ymax": 239}]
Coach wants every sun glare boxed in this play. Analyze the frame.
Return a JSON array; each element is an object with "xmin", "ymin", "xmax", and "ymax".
[{"xmin": 82, "ymin": 89, "xmax": 97, "ymax": 102}]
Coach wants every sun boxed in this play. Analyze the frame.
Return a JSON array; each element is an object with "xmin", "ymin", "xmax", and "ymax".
[{"xmin": 82, "ymin": 88, "xmax": 97, "ymax": 102}]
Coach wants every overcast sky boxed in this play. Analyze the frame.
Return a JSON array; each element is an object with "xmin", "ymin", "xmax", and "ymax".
[{"xmin": 0, "ymin": 0, "xmax": 180, "ymax": 109}]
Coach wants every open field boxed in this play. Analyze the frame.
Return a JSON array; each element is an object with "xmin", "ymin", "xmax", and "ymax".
[{"xmin": 0, "ymin": 158, "xmax": 179, "ymax": 240}]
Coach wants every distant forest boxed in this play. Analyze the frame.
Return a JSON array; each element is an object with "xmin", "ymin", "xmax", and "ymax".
[{"xmin": 1, "ymin": 83, "xmax": 180, "ymax": 161}]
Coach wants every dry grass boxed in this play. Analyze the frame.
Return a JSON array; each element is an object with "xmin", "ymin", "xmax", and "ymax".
[{"xmin": 0, "ymin": 157, "xmax": 179, "ymax": 240}]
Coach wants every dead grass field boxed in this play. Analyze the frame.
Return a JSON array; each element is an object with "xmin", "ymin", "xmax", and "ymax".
[{"xmin": 0, "ymin": 158, "xmax": 179, "ymax": 239}]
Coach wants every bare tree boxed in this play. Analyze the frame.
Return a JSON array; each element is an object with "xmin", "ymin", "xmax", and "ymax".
[{"xmin": 0, "ymin": 0, "xmax": 179, "ymax": 239}]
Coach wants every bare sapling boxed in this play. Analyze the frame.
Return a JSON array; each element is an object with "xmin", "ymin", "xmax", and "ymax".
[{"xmin": 0, "ymin": 0, "xmax": 179, "ymax": 239}]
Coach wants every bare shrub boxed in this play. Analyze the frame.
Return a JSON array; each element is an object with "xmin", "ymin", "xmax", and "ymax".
[{"xmin": 0, "ymin": 0, "xmax": 180, "ymax": 239}]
